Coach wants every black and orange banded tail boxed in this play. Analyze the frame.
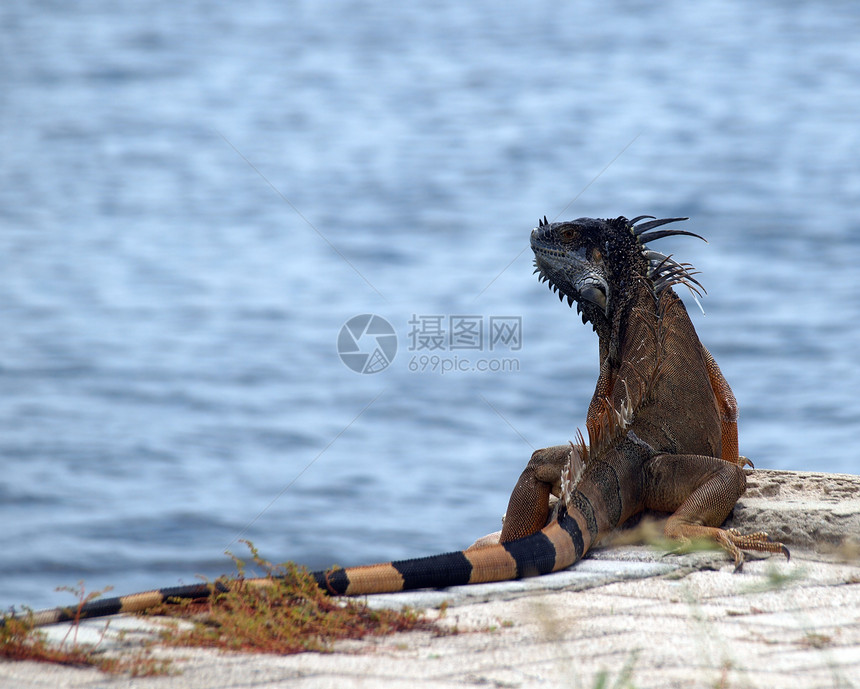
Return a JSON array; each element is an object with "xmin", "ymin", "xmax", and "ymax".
[
  {"xmin": 17, "ymin": 581, "xmax": 230, "ymax": 628},
  {"xmin": 313, "ymin": 506, "xmax": 589, "ymax": 595},
  {"xmin": 12, "ymin": 508, "xmax": 591, "ymax": 629}
]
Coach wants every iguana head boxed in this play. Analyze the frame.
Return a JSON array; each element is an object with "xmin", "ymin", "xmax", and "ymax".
[{"xmin": 530, "ymin": 215, "xmax": 706, "ymax": 329}]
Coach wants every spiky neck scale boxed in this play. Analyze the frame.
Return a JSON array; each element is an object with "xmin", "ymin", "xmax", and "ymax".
[{"xmin": 530, "ymin": 214, "xmax": 706, "ymax": 340}]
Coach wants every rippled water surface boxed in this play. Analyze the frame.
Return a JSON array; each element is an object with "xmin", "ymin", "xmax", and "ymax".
[{"xmin": 2, "ymin": 2, "xmax": 860, "ymax": 610}]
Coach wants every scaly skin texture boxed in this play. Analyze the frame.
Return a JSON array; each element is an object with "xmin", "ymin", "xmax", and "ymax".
[
  {"xmin": 500, "ymin": 216, "xmax": 786, "ymax": 567},
  {"xmin": 13, "ymin": 215, "xmax": 787, "ymax": 630}
]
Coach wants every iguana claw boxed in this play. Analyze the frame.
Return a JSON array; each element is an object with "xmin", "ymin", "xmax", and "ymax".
[{"xmin": 723, "ymin": 528, "xmax": 790, "ymax": 571}]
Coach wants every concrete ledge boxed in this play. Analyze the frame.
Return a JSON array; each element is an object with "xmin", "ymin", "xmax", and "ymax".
[{"xmin": 2, "ymin": 469, "xmax": 858, "ymax": 689}]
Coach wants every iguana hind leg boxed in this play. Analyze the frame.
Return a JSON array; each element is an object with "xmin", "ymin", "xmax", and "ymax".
[
  {"xmin": 498, "ymin": 444, "xmax": 581, "ymax": 542},
  {"xmin": 645, "ymin": 452, "xmax": 789, "ymax": 570}
]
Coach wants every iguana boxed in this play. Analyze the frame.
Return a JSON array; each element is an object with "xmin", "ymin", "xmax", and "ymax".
[{"xmin": 13, "ymin": 215, "xmax": 787, "ymax": 629}]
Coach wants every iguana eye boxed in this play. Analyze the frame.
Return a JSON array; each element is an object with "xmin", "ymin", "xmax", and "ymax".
[{"xmin": 560, "ymin": 228, "xmax": 577, "ymax": 242}]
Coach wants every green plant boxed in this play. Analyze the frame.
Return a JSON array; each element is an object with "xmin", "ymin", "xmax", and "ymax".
[{"xmin": 591, "ymin": 650, "xmax": 638, "ymax": 689}]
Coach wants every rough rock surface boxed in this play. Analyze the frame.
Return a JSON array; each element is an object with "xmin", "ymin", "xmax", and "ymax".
[{"xmin": 727, "ymin": 469, "xmax": 860, "ymax": 550}]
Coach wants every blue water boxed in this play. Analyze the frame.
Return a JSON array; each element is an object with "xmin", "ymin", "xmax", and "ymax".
[{"xmin": 2, "ymin": 1, "xmax": 859, "ymax": 611}]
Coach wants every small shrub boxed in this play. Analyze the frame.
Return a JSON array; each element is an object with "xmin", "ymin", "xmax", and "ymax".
[
  {"xmin": 150, "ymin": 541, "xmax": 439, "ymax": 655},
  {"xmin": 1, "ymin": 584, "xmax": 169, "ymax": 676}
]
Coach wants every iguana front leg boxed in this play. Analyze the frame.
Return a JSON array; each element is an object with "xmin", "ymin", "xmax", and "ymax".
[
  {"xmin": 645, "ymin": 452, "xmax": 789, "ymax": 570},
  {"xmin": 498, "ymin": 444, "xmax": 582, "ymax": 542}
]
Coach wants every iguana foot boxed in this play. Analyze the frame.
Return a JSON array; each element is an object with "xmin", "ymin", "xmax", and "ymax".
[
  {"xmin": 648, "ymin": 454, "xmax": 788, "ymax": 572},
  {"xmin": 723, "ymin": 528, "xmax": 790, "ymax": 570},
  {"xmin": 668, "ymin": 524, "xmax": 790, "ymax": 572}
]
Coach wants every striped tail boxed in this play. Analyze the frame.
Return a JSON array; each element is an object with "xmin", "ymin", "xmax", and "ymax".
[
  {"xmin": 12, "ymin": 507, "xmax": 591, "ymax": 629},
  {"xmin": 313, "ymin": 506, "xmax": 590, "ymax": 595},
  {"xmin": 18, "ymin": 581, "xmax": 230, "ymax": 628}
]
